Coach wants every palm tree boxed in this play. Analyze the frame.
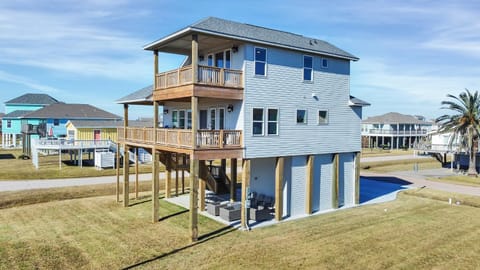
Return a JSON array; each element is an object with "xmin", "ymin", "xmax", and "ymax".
[{"xmin": 436, "ymin": 89, "xmax": 480, "ymax": 176}]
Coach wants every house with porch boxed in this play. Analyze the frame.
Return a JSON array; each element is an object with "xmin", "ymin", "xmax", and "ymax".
[
  {"xmin": 361, "ymin": 112, "xmax": 432, "ymax": 149},
  {"xmin": 117, "ymin": 17, "xmax": 368, "ymax": 241},
  {"xmin": 2, "ymin": 93, "xmax": 59, "ymax": 148}
]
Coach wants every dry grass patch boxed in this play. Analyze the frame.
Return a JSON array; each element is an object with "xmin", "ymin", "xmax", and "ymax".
[
  {"xmin": 426, "ymin": 175, "xmax": 480, "ymax": 187},
  {"xmin": 361, "ymin": 148, "xmax": 413, "ymax": 157},
  {"xmin": 1, "ymin": 189, "xmax": 480, "ymax": 269},
  {"xmin": 361, "ymin": 157, "xmax": 442, "ymax": 173}
]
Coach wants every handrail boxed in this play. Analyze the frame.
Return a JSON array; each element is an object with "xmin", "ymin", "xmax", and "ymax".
[
  {"xmin": 118, "ymin": 127, "xmax": 242, "ymax": 149},
  {"xmin": 155, "ymin": 65, "xmax": 243, "ymax": 89}
]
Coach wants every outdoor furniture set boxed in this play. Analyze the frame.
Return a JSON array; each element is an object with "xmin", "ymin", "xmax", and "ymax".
[{"xmin": 204, "ymin": 193, "xmax": 274, "ymax": 222}]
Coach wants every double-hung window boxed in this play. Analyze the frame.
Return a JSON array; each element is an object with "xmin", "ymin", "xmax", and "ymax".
[
  {"xmin": 252, "ymin": 108, "xmax": 264, "ymax": 135},
  {"xmin": 254, "ymin": 47, "xmax": 267, "ymax": 76},
  {"xmin": 6, "ymin": 120, "xmax": 11, "ymax": 128},
  {"xmin": 267, "ymin": 109, "xmax": 279, "ymax": 135},
  {"xmin": 303, "ymin": 55, "xmax": 313, "ymax": 81},
  {"xmin": 172, "ymin": 111, "xmax": 178, "ymax": 128}
]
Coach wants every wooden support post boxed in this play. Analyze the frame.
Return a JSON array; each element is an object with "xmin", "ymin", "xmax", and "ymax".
[
  {"xmin": 230, "ymin": 158, "xmax": 237, "ymax": 202},
  {"xmin": 152, "ymin": 150, "xmax": 159, "ymax": 223},
  {"xmin": 332, "ymin": 153, "xmax": 339, "ymax": 209},
  {"xmin": 199, "ymin": 160, "xmax": 206, "ymax": 212},
  {"xmin": 192, "ymin": 35, "xmax": 198, "ymax": 83},
  {"xmin": 305, "ymin": 155, "xmax": 314, "ymax": 215},
  {"xmin": 189, "ymin": 157, "xmax": 199, "ymax": 242},
  {"xmin": 135, "ymin": 147, "xmax": 139, "ymax": 200},
  {"xmin": 241, "ymin": 159, "xmax": 251, "ymax": 229},
  {"xmin": 123, "ymin": 145, "xmax": 130, "ymax": 207},
  {"xmin": 154, "ymin": 50, "xmax": 158, "ymax": 89},
  {"xmin": 275, "ymin": 157, "xmax": 284, "ymax": 221},
  {"xmin": 123, "ymin": 104, "xmax": 129, "ymax": 207},
  {"xmin": 175, "ymin": 154, "xmax": 179, "ymax": 197},
  {"xmin": 165, "ymin": 152, "xmax": 172, "ymax": 198},
  {"xmin": 116, "ymin": 143, "xmax": 120, "ymax": 203},
  {"xmin": 354, "ymin": 152, "xmax": 361, "ymax": 205},
  {"xmin": 182, "ymin": 155, "xmax": 186, "ymax": 194}
]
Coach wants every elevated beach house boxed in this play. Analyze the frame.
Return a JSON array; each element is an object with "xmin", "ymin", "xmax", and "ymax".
[
  {"xmin": 361, "ymin": 112, "xmax": 432, "ymax": 149},
  {"xmin": 117, "ymin": 17, "xmax": 368, "ymax": 241},
  {"xmin": 2, "ymin": 93, "xmax": 59, "ymax": 148}
]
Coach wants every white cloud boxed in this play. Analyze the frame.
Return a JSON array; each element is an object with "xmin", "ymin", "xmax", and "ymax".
[{"xmin": 0, "ymin": 70, "xmax": 61, "ymax": 93}]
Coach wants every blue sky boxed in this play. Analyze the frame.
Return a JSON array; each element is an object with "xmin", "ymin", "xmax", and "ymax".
[{"xmin": 1, "ymin": 0, "xmax": 480, "ymax": 120}]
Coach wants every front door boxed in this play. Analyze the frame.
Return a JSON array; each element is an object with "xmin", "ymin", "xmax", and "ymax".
[
  {"xmin": 93, "ymin": 130, "xmax": 101, "ymax": 141},
  {"xmin": 200, "ymin": 110, "xmax": 207, "ymax": 129}
]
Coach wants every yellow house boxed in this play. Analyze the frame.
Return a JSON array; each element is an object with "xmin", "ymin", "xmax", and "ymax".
[{"xmin": 66, "ymin": 120, "xmax": 121, "ymax": 142}]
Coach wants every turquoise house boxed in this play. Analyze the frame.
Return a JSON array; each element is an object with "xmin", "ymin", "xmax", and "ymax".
[{"xmin": 2, "ymin": 93, "xmax": 59, "ymax": 148}]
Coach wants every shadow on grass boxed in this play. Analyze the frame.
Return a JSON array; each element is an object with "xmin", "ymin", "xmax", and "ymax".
[
  {"xmin": 158, "ymin": 209, "xmax": 189, "ymax": 221},
  {"xmin": 0, "ymin": 154, "xmax": 15, "ymax": 159},
  {"xmin": 121, "ymin": 225, "xmax": 236, "ymax": 269}
]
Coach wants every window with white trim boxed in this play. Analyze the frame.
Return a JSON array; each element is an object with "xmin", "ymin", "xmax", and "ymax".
[
  {"xmin": 172, "ymin": 110, "xmax": 178, "ymax": 128},
  {"xmin": 303, "ymin": 55, "xmax": 313, "ymax": 81},
  {"xmin": 252, "ymin": 108, "xmax": 264, "ymax": 135},
  {"xmin": 254, "ymin": 47, "xmax": 267, "ymax": 76},
  {"xmin": 6, "ymin": 120, "xmax": 11, "ymax": 128},
  {"xmin": 296, "ymin": 109, "xmax": 307, "ymax": 124},
  {"xmin": 318, "ymin": 110, "xmax": 328, "ymax": 124},
  {"xmin": 179, "ymin": 110, "xmax": 185, "ymax": 129},
  {"xmin": 267, "ymin": 109, "xmax": 279, "ymax": 135}
]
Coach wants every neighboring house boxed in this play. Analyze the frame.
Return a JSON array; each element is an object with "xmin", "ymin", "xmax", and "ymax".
[
  {"xmin": 117, "ymin": 17, "xmax": 368, "ymax": 240},
  {"xmin": 361, "ymin": 112, "xmax": 432, "ymax": 149},
  {"xmin": 22, "ymin": 103, "xmax": 122, "ymax": 139},
  {"xmin": 66, "ymin": 118, "xmax": 152, "ymax": 142},
  {"xmin": 0, "ymin": 112, "xmax": 4, "ymax": 143},
  {"xmin": 2, "ymin": 93, "xmax": 59, "ymax": 148}
]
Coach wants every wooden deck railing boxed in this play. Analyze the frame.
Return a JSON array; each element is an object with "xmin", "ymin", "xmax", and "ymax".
[
  {"xmin": 155, "ymin": 65, "xmax": 243, "ymax": 89},
  {"xmin": 118, "ymin": 127, "xmax": 242, "ymax": 149}
]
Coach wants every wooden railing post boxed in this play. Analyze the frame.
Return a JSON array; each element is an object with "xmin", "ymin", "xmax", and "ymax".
[
  {"xmin": 154, "ymin": 50, "xmax": 158, "ymax": 90},
  {"xmin": 219, "ymin": 130, "xmax": 224, "ymax": 148},
  {"xmin": 220, "ymin": 68, "xmax": 224, "ymax": 86}
]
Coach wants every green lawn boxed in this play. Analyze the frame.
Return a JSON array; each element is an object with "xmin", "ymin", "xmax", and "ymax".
[
  {"xmin": 0, "ymin": 149, "xmax": 155, "ymax": 180},
  {"xmin": 1, "ymin": 188, "xmax": 479, "ymax": 269},
  {"xmin": 361, "ymin": 157, "xmax": 443, "ymax": 173}
]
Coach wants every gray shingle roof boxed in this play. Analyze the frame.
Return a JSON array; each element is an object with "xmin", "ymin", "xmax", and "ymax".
[
  {"xmin": 363, "ymin": 112, "xmax": 431, "ymax": 125},
  {"xmin": 5, "ymin": 93, "xmax": 59, "ymax": 105},
  {"xmin": 349, "ymin": 96, "xmax": 370, "ymax": 107},
  {"xmin": 144, "ymin": 17, "xmax": 358, "ymax": 61},
  {"xmin": 21, "ymin": 104, "xmax": 121, "ymax": 120},
  {"xmin": 3, "ymin": 110, "xmax": 32, "ymax": 118},
  {"xmin": 116, "ymin": 85, "xmax": 153, "ymax": 105}
]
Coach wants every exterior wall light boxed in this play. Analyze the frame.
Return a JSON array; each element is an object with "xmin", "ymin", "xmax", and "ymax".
[{"xmin": 227, "ymin": 104, "xmax": 234, "ymax": 112}]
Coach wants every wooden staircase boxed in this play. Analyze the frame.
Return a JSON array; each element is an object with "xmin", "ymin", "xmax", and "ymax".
[{"xmin": 158, "ymin": 152, "xmax": 229, "ymax": 194}]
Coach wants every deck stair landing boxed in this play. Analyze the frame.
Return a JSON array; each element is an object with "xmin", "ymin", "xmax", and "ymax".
[{"xmin": 158, "ymin": 153, "xmax": 229, "ymax": 194}]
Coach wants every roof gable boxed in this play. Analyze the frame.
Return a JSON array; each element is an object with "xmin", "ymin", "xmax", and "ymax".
[
  {"xmin": 21, "ymin": 104, "xmax": 121, "ymax": 120},
  {"xmin": 145, "ymin": 17, "xmax": 358, "ymax": 61},
  {"xmin": 116, "ymin": 85, "xmax": 153, "ymax": 105},
  {"xmin": 5, "ymin": 93, "xmax": 59, "ymax": 105}
]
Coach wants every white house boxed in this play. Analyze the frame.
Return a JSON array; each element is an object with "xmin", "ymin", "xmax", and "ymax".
[{"xmin": 117, "ymin": 17, "xmax": 369, "ymax": 241}]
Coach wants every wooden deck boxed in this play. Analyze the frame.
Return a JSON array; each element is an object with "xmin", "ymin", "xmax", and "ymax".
[
  {"xmin": 153, "ymin": 65, "xmax": 244, "ymax": 101},
  {"xmin": 117, "ymin": 127, "xmax": 243, "ymax": 159}
]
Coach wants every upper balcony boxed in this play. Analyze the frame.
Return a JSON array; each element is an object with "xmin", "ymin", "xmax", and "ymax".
[
  {"xmin": 363, "ymin": 129, "xmax": 428, "ymax": 136},
  {"xmin": 153, "ymin": 65, "xmax": 244, "ymax": 101}
]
